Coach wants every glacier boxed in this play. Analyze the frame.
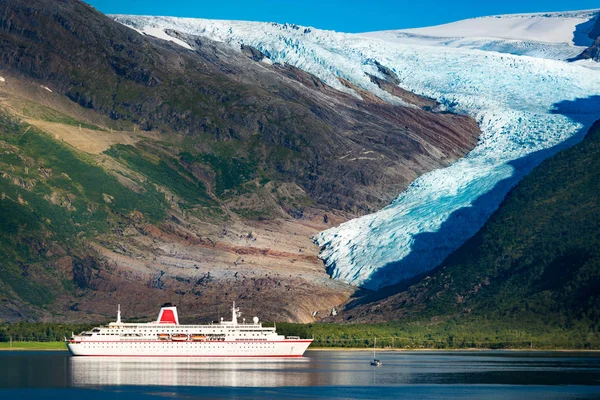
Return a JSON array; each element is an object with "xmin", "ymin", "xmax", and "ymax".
[{"xmin": 113, "ymin": 13, "xmax": 600, "ymax": 289}]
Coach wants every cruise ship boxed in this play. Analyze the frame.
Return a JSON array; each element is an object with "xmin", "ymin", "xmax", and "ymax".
[{"xmin": 67, "ymin": 303, "xmax": 312, "ymax": 357}]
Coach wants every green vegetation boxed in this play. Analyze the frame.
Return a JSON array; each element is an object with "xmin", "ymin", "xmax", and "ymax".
[
  {"xmin": 0, "ymin": 341, "xmax": 67, "ymax": 350},
  {"xmin": 185, "ymin": 152, "xmax": 257, "ymax": 197},
  {"xmin": 20, "ymin": 101, "xmax": 101, "ymax": 130},
  {"xmin": 179, "ymin": 135, "xmax": 293, "ymax": 198},
  {"xmin": 105, "ymin": 144, "xmax": 215, "ymax": 207},
  {"xmin": 0, "ymin": 322, "xmax": 92, "ymax": 350},
  {"xmin": 1, "ymin": 110, "xmax": 166, "ymax": 218},
  {"xmin": 176, "ymin": 135, "xmax": 306, "ymax": 221},
  {"xmin": 0, "ymin": 318, "xmax": 597, "ymax": 350},
  {"xmin": 4, "ymin": 126, "xmax": 167, "ymax": 223},
  {"xmin": 278, "ymin": 315, "xmax": 600, "ymax": 349},
  {"xmin": 0, "ymin": 322, "xmax": 93, "ymax": 342},
  {"xmin": 411, "ymin": 121, "xmax": 600, "ymax": 325},
  {"xmin": 0, "ymin": 109, "xmax": 168, "ymax": 306},
  {"xmin": 0, "ymin": 99, "xmax": 302, "ymax": 312}
]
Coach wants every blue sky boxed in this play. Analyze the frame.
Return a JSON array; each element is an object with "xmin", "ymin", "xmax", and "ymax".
[{"xmin": 86, "ymin": 0, "xmax": 599, "ymax": 32}]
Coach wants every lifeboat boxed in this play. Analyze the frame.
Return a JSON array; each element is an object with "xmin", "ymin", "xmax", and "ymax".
[
  {"xmin": 191, "ymin": 334, "xmax": 207, "ymax": 342},
  {"xmin": 157, "ymin": 333, "xmax": 170, "ymax": 340},
  {"xmin": 171, "ymin": 334, "xmax": 188, "ymax": 341}
]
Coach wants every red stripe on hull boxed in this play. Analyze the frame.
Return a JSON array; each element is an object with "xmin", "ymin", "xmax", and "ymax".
[
  {"xmin": 69, "ymin": 354, "xmax": 304, "ymax": 358},
  {"xmin": 68, "ymin": 340, "xmax": 313, "ymax": 344}
]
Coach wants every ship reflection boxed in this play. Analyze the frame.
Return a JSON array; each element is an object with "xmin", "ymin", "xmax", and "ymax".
[{"xmin": 69, "ymin": 356, "xmax": 313, "ymax": 387}]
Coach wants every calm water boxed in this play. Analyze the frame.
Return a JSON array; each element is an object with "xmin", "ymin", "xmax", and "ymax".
[{"xmin": 0, "ymin": 350, "xmax": 599, "ymax": 399}]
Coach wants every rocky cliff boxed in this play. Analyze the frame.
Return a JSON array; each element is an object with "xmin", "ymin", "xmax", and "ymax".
[{"xmin": 577, "ymin": 15, "xmax": 600, "ymax": 61}]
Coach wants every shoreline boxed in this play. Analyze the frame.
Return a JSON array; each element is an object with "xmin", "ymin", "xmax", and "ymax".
[
  {"xmin": 0, "ymin": 343, "xmax": 598, "ymax": 352},
  {"xmin": 0, "ymin": 348, "xmax": 68, "ymax": 351},
  {"xmin": 307, "ymin": 348, "xmax": 600, "ymax": 352},
  {"xmin": 0, "ymin": 342, "xmax": 68, "ymax": 351}
]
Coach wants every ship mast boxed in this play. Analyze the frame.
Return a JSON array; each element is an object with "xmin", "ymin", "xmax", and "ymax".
[
  {"xmin": 231, "ymin": 302, "xmax": 240, "ymax": 325},
  {"xmin": 116, "ymin": 304, "xmax": 122, "ymax": 324}
]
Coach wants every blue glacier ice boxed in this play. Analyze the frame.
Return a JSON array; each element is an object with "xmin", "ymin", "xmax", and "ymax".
[{"xmin": 113, "ymin": 13, "xmax": 600, "ymax": 289}]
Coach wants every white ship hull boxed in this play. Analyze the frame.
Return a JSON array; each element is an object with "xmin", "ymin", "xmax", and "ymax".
[{"xmin": 67, "ymin": 339, "xmax": 312, "ymax": 357}]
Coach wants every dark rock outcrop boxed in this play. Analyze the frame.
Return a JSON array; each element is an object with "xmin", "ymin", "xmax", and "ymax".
[
  {"xmin": 240, "ymin": 44, "xmax": 267, "ymax": 61},
  {"xmin": 576, "ymin": 15, "xmax": 600, "ymax": 61},
  {"xmin": 589, "ymin": 15, "xmax": 600, "ymax": 40},
  {"xmin": 578, "ymin": 38, "xmax": 600, "ymax": 61}
]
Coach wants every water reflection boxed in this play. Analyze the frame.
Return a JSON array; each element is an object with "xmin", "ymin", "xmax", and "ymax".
[
  {"xmin": 45, "ymin": 350, "xmax": 600, "ymax": 390},
  {"xmin": 70, "ymin": 357, "xmax": 313, "ymax": 387}
]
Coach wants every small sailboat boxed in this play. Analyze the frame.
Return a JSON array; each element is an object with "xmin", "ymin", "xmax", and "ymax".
[{"xmin": 370, "ymin": 337, "xmax": 382, "ymax": 366}]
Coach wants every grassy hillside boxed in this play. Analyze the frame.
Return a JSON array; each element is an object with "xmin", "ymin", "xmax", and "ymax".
[
  {"xmin": 0, "ymin": 104, "xmax": 293, "ymax": 316},
  {"xmin": 0, "ymin": 109, "xmax": 169, "ymax": 309}
]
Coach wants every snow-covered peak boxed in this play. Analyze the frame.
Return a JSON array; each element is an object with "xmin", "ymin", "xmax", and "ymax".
[
  {"xmin": 400, "ymin": 10, "xmax": 598, "ymax": 44},
  {"xmin": 363, "ymin": 10, "xmax": 599, "ymax": 60}
]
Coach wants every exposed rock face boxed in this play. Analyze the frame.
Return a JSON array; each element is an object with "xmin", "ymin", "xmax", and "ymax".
[
  {"xmin": 578, "ymin": 38, "xmax": 600, "ymax": 61},
  {"xmin": 577, "ymin": 16, "xmax": 600, "ymax": 61},
  {"xmin": 240, "ymin": 44, "xmax": 266, "ymax": 61}
]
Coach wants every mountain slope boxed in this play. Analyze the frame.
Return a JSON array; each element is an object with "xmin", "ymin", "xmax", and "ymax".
[
  {"xmin": 0, "ymin": 0, "xmax": 479, "ymax": 214},
  {"xmin": 0, "ymin": 75, "xmax": 357, "ymax": 323},
  {"xmin": 0, "ymin": 0, "xmax": 482, "ymax": 322},
  {"xmin": 113, "ymin": 15, "xmax": 600, "ymax": 290},
  {"xmin": 334, "ymin": 120, "xmax": 600, "ymax": 324}
]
